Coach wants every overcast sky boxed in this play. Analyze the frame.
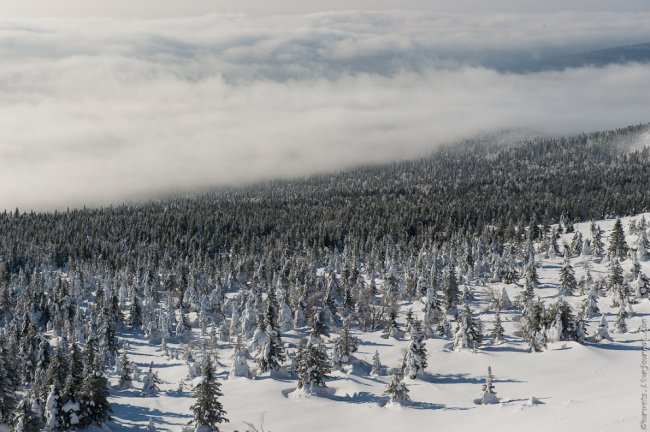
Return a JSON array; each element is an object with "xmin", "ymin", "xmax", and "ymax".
[
  {"xmin": 1, "ymin": 0, "xmax": 648, "ymax": 17},
  {"xmin": 1, "ymin": 4, "xmax": 649, "ymax": 211}
]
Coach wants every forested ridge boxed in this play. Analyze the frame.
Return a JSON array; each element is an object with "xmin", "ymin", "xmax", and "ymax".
[{"xmin": 1, "ymin": 123, "xmax": 648, "ymax": 279}]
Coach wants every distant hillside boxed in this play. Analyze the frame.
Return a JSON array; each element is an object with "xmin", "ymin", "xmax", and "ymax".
[{"xmin": 522, "ymin": 42, "xmax": 650, "ymax": 72}]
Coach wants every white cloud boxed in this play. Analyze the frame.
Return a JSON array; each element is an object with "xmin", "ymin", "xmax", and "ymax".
[{"xmin": 1, "ymin": 12, "xmax": 649, "ymax": 210}]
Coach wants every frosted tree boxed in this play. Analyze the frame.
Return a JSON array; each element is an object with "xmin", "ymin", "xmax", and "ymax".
[
  {"xmin": 383, "ymin": 363, "xmax": 410, "ymax": 405},
  {"xmin": 454, "ymin": 304, "xmax": 482, "ymax": 351},
  {"xmin": 255, "ymin": 307, "xmax": 286, "ymax": 374},
  {"xmin": 490, "ymin": 313, "xmax": 505, "ymax": 344},
  {"xmin": 191, "ymin": 355, "xmax": 229, "ymax": 432},
  {"xmin": 229, "ymin": 308, "xmax": 241, "ymax": 339},
  {"xmin": 443, "ymin": 266, "xmax": 460, "ymax": 314},
  {"xmin": 296, "ymin": 342, "xmax": 331, "ymax": 393},
  {"xmin": 575, "ymin": 312, "xmax": 588, "ymax": 343},
  {"xmin": 382, "ymin": 309, "xmax": 401, "ymax": 340},
  {"xmin": 608, "ymin": 258, "xmax": 627, "ymax": 307},
  {"xmin": 614, "ymin": 304, "xmax": 628, "ymax": 333},
  {"xmin": 520, "ymin": 297, "xmax": 546, "ymax": 352},
  {"xmin": 60, "ymin": 349, "xmax": 83, "ymax": 430},
  {"xmin": 129, "ymin": 288, "xmax": 143, "ymax": 329},
  {"xmin": 308, "ymin": 309, "xmax": 329, "ymax": 345},
  {"xmin": 118, "ymin": 352, "xmax": 133, "ymax": 390},
  {"xmin": 547, "ymin": 298, "xmax": 577, "ymax": 342},
  {"xmin": 370, "ymin": 350, "xmax": 383, "ymax": 376},
  {"xmin": 608, "ymin": 218, "xmax": 628, "ymax": 259},
  {"xmin": 593, "ymin": 315, "xmax": 613, "ymax": 342},
  {"xmin": 608, "ymin": 257, "xmax": 625, "ymax": 290},
  {"xmin": 524, "ymin": 256, "xmax": 540, "ymax": 286},
  {"xmin": 405, "ymin": 326, "xmax": 428, "ymax": 379},
  {"xmin": 500, "ymin": 287, "xmax": 513, "ymax": 310},
  {"xmin": 520, "ymin": 278, "xmax": 535, "ymax": 305},
  {"xmin": 638, "ymin": 231, "xmax": 649, "ymax": 261},
  {"xmin": 582, "ymin": 287, "xmax": 600, "ymax": 318},
  {"xmin": 293, "ymin": 296, "xmax": 307, "ymax": 328},
  {"xmin": 12, "ymin": 396, "xmax": 40, "ymax": 432},
  {"xmin": 278, "ymin": 300, "xmax": 293, "ymax": 332},
  {"xmin": 141, "ymin": 362, "xmax": 162, "ymax": 396},
  {"xmin": 559, "ymin": 258, "xmax": 577, "ymax": 296},
  {"xmin": 249, "ymin": 318, "xmax": 269, "ymax": 354},
  {"xmin": 44, "ymin": 385, "xmax": 60, "ymax": 431},
  {"xmin": 176, "ymin": 311, "xmax": 192, "ymax": 343},
  {"xmin": 0, "ymin": 358, "xmax": 16, "ymax": 425},
  {"xmin": 478, "ymin": 366, "xmax": 499, "ymax": 405},
  {"xmin": 79, "ymin": 366, "xmax": 111, "ymax": 427},
  {"xmin": 229, "ymin": 340, "xmax": 251, "ymax": 379},
  {"xmin": 548, "ymin": 309, "xmax": 563, "ymax": 343},
  {"xmin": 590, "ymin": 221, "xmax": 604, "ymax": 257},
  {"xmin": 436, "ymin": 315, "xmax": 452, "ymax": 339},
  {"xmin": 634, "ymin": 272, "xmax": 650, "ymax": 299},
  {"xmin": 331, "ymin": 326, "xmax": 359, "ymax": 370}
]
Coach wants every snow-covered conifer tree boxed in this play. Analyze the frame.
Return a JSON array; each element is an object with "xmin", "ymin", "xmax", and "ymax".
[
  {"xmin": 614, "ymin": 304, "xmax": 628, "ymax": 333},
  {"xmin": 370, "ymin": 350, "xmax": 383, "ymax": 376},
  {"xmin": 582, "ymin": 287, "xmax": 600, "ymax": 318},
  {"xmin": 609, "ymin": 218, "xmax": 628, "ymax": 259},
  {"xmin": 118, "ymin": 351, "xmax": 133, "ymax": 390},
  {"xmin": 382, "ymin": 309, "xmax": 401, "ymax": 339},
  {"xmin": 229, "ymin": 337, "xmax": 251, "ymax": 379},
  {"xmin": 331, "ymin": 326, "xmax": 359, "ymax": 370},
  {"xmin": 593, "ymin": 314, "xmax": 613, "ymax": 342},
  {"xmin": 296, "ymin": 342, "xmax": 331, "ymax": 393},
  {"xmin": 454, "ymin": 304, "xmax": 482, "ymax": 351},
  {"xmin": 190, "ymin": 355, "xmax": 228, "ymax": 432},
  {"xmin": 141, "ymin": 362, "xmax": 162, "ymax": 396},
  {"xmin": 383, "ymin": 365, "xmax": 410, "ymax": 405},
  {"xmin": 405, "ymin": 323, "xmax": 427, "ymax": 379},
  {"xmin": 559, "ymin": 258, "xmax": 577, "ymax": 296},
  {"xmin": 491, "ymin": 313, "xmax": 505, "ymax": 344},
  {"xmin": 44, "ymin": 385, "xmax": 59, "ymax": 431},
  {"xmin": 12, "ymin": 396, "xmax": 40, "ymax": 432},
  {"xmin": 478, "ymin": 366, "xmax": 499, "ymax": 405}
]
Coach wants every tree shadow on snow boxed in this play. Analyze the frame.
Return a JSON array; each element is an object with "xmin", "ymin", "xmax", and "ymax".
[
  {"xmin": 419, "ymin": 373, "xmax": 523, "ymax": 385},
  {"xmin": 109, "ymin": 403, "xmax": 192, "ymax": 431},
  {"xmin": 357, "ymin": 340, "xmax": 392, "ymax": 347},
  {"xmin": 326, "ymin": 391, "xmax": 386, "ymax": 405},
  {"xmin": 481, "ymin": 344, "xmax": 530, "ymax": 354},
  {"xmin": 134, "ymin": 361, "xmax": 184, "ymax": 369},
  {"xmin": 586, "ymin": 341, "xmax": 642, "ymax": 351}
]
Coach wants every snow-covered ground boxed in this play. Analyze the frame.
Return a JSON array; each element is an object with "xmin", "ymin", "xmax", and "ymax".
[{"xmin": 109, "ymin": 214, "xmax": 650, "ymax": 432}]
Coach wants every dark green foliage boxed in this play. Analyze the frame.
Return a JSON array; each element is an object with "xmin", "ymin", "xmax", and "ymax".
[
  {"xmin": 297, "ymin": 343, "xmax": 331, "ymax": 390},
  {"xmin": 190, "ymin": 356, "xmax": 228, "ymax": 430},
  {"xmin": 443, "ymin": 266, "xmax": 460, "ymax": 313},
  {"xmin": 79, "ymin": 367, "xmax": 111, "ymax": 427},
  {"xmin": 545, "ymin": 298, "xmax": 577, "ymax": 341},
  {"xmin": 0, "ymin": 356, "xmax": 17, "ymax": 425},
  {"xmin": 608, "ymin": 218, "xmax": 629, "ymax": 259},
  {"xmin": 12, "ymin": 396, "xmax": 40, "ymax": 432},
  {"xmin": 559, "ymin": 259, "xmax": 577, "ymax": 296}
]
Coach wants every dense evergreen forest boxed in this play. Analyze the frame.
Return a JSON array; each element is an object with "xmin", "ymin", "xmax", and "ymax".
[
  {"xmin": 1, "ymin": 123, "xmax": 648, "ymax": 280},
  {"xmin": 0, "ymin": 123, "xmax": 649, "ymax": 431}
]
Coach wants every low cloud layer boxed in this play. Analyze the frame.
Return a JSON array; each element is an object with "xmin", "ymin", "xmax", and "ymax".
[{"xmin": 2, "ymin": 11, "xmax": 650, "ymax": 210}]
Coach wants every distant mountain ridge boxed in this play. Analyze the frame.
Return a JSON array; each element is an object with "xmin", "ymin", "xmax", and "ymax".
[{"xmin": 522, "ymin": 42, "xmax": 650, "ymax": 72}]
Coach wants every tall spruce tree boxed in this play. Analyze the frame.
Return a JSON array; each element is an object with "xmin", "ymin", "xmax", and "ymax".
[
  {"xmin": 297, "ymin": 342, "xmax": 331, "ymax": 392},
  {"xmin": 190, "ymin": 355, "xmax": 228, "ymax": 432},
  {"xmin": 559, "ymin": 258, "xmax": 577, "ymax": 296},
  {"xmin": 609, "ymin": 218, "xmax": 628, "ymax": 259}
]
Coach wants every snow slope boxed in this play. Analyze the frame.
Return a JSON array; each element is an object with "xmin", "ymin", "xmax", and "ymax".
[{"xmin": 108, "ymin": 214, "xmax": 650, "ymax": 432}]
